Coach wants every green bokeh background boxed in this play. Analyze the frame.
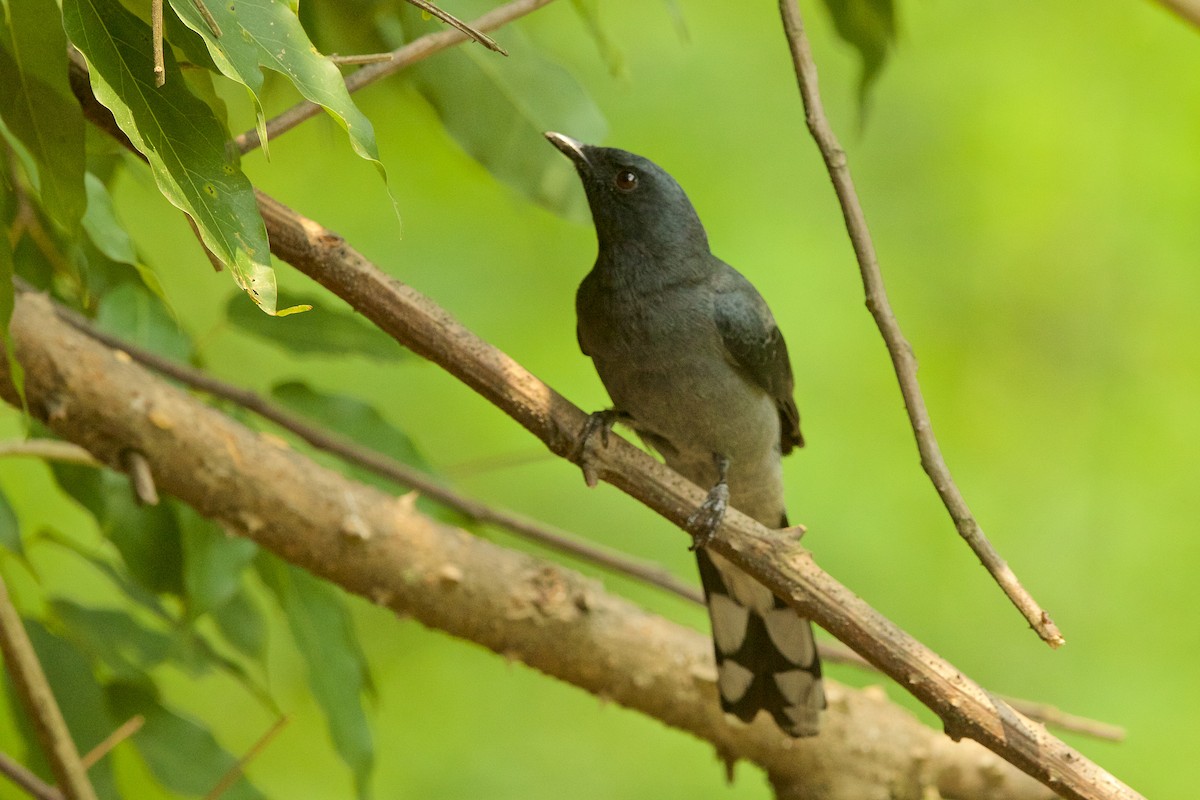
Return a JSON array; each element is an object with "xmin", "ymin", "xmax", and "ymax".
[{"xmin": 2, "ymin": 0, "xmax": 1198, "ymax": 797}]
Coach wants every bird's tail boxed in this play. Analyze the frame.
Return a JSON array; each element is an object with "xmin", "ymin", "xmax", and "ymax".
[{"xmin": 696, "ymin": 548, "xmax": 825, "ymax": 736}]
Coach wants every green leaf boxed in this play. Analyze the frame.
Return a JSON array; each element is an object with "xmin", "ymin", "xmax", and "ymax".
[
  {"xmin": 82, "ymin": 172, "xmax": 168, "ymax": 302},
  {"xmin": 0, "ymin": 0, "xmax": 87, "ymax": 235},
  {"xmin": 0, "ymin": 485, "xmax": 21, "ymax": 555},
  {"xmin": 271, "ymin": 380, "xmax": 429, "ymax": 474},
  {"xmin": 257, "ymin": 554, "xmax": 374, "ymax": 798},
  {"xmin": 19, "ymin": 620, "xmax": 120, "ymax": 799},
  {"xmin": 179, "ymin": 504, "xmax": 257, "ymax": 618},
  {"xmin": 63, "ymin": 0, "xmax": 277, "ymax": 312},
  {"xmin": 169, "ymin": 0, "xmax": 384, "ymax": 172},
  {"xmin": 95, "ymin": 280, "xmax": 190, "ymax": 362},
  {"xmin": 46, "ymin": 462, "xmax": 187, "ymax": 597},
  {"xmin": 106, "ymin": 682, "xmax": 266, "ymax": 800},
  {"xmin": 40, "ymin": 525, "xmax": 172, "ymax": 619},
  {"xmin": 819, "ymin": 0, "xmax": 896, "ymax": 104},
  {"xmin": 212, "ymin": 586, "xmax": 268, "ymax": 661},
  {"xmin": 383, "ymin": 5, "xmax": 607, "ymax": 220},
  {"xmin": 225, "ymin": 291, "xmax": 406, "ymax": 362},
  {"xmin": 52, "ymin": 598, "xmax": 173, "ymax": 678}
]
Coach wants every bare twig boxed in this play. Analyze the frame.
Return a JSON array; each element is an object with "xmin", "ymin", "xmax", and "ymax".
[
  {"xmin": 190, "ymin": 0, "xmax": 222, "ymax": 37},
  {"xmin": 234, "ymin": 0, "xmax": 559, "ymax": 153},
  {"xmin": 0, "ymin": 290, "xmax": 1064, "ymax": 800},
  {"xmin": 151, "ymin": 0, "xmax": 165, "ymax": 87},
  {"xmin": 28, "ymin": 287, "xmax": 701, "ymax": 605},
  {"xmin": 204, "ymin": 716, "xmax": 288, "ymax": 800},
  {"xmin": 79, "ymin": 716, "xmax": 144, "ymax": 770},
  {"xmin": 1153, "ymin": 0, "xmax": 1200, "ymax": 27},
  {"xmin": 329, "ymin": 53, "xmax": 396, "ymax": 66},
  {"xmin": 776, "ymin": 0, "xmax": 1064, "ymax": 648},
  {"xmin": 0, "ymin": 439, "xmax": 98, "ymax": 465},
  {"xmin": 402, "ymin": 0, "xmax": 506, "ymax": 54},
  {"xmin": 0, "ymin": 751, "xmax": 61, "ymax": 800},
  {"xmin": 0, "ymin": 576, "xmax": 98, "ymax": 800}
]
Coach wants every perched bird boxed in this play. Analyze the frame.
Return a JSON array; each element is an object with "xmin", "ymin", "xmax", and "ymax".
[{"xmin": 546, "ymin": 132, "xmax": 824, "ymax": 736}]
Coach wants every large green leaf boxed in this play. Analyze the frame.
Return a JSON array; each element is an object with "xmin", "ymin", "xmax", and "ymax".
[
  {"xmin": 52, "ymin": 598, "xmax": 173, "ymax": 679},
  {"xmin": 46, "ymin": 463, "xmax": 186, "ymax": 597},
  {"xmin": 81, "ymin": 172, "xmax": 168, "ymax": 302},
  {"xmin": 384, "ymin": 4, "xmax": 606, "ymax": 220},
  {"xmin": 0, "ymin": 163, "xmax": 18, "ymax": 403},
  {"xmin": 226, "ymin": 291, "xmax": 407, "ymax": 362},
  {"xmin": 169, "ymin": 0, "xmax": 383, "ymax": 170},
  {"xmin": 0, "ymin": 0, "xmax": 87, "ymax": 235},
  {"xmin": 212, "ymin": 586, "xmax": 267, "ymax": 662},
  {"xmin": 106, "ymin": 682, "xmax": 266, "ymax": 800},
  {"xmin": 63, "ymin": 0, "xmax": 278, "ymax": 312},
  {"xmin": 95, "ymin": 280, "xmax": 191, "ymax": 362},
  {"xmin": 257, "ymin": 554, "xmax": 374, "ymax": 798},
  {"xmin": 819, "ymin": 0, "xmax": 896, "ymax": 103},
  {"xmin": 179, "ymin": 503, "xmax": 258, "ymax": 618}
]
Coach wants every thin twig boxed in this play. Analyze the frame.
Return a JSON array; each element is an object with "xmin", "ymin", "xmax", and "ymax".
[
  {"xmin": 402, "ymin": 0, "xmax": 506, "ymax": 54},
  {"xmin": 191, "ymin": 0, "xmax": 222, "ymax": 37},
  {"xmin": 0, "ymin": 751, "xmax": 61, "ymax": 800},
  {"xmin": 0, "ymin": 576, "xmax": 98, "ymax": 800},
  {"xmin": 0, "ymin": 439, "xmax": 99, "ymax": 465},
  {"xmin": 204, "ymin": 716, "xmax": 288, "ymax": 800},
  {"xmin": 121, "ymin": 450, "xmax": 159, "ymax": 506},
  {"xmin": 329, "ymin": 53, "xmax": 396, "ymax": 66},
  {"xmin": 234, "ymin": 0, "xmax": 558, "ymax": 153},
  {"xmin": 26, "ymin": 284, "xmax": 700, "ymax": 606},
  {"xmin": 79, "ymin": 716, "xmax": 144, "ymax": 769},
  {"xmin": 151, "ymin": 0, "xmax": 165, "ymax": 87},
  {"xmin": 776, "ymin": 0, "xmax": 1064, "ymax": 648}
]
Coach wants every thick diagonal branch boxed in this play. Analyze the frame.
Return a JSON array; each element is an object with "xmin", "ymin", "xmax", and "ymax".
[
  {"xmin": 2, "ymin": 290, "xmax": 1055, "ymax": 800},
  {"xmin": 776, "ymin": 0, "xmax": 1063, "ymax": 648}
]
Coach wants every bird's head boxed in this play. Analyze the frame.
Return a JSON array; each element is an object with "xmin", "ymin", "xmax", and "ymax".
[{"xmin": 546, "ymin": 132, "xmax": 709, "ymax": 259}]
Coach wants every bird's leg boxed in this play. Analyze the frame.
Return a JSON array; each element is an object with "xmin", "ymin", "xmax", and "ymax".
[
  {"xmin": 574, "ymin": 408, "xmax": 624, "ymax": 488},
  {"xmin": 686, "ymin": 454, "xmax": 731, "ymax": 551}
]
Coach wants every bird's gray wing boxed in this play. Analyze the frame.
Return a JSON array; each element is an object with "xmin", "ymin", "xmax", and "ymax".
[{"xmin": 712, "ymin": 267, "xmax": 804, "ymax": 454}]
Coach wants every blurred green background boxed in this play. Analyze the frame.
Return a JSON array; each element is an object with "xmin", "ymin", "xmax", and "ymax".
[{"xmin": 3, "ymin": 0, "xmax": 1198, "ymax": 797}]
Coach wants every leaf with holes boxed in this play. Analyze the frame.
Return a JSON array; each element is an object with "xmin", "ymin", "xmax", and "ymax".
[{"xmin": 63, "ymin": 0, "xmax": 277, "ymax": 311}]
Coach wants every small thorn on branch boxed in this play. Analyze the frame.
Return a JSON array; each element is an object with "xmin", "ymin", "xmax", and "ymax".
[{"xmin": 121, "ymin": 450, "xmax": 159, "ymax": 506}]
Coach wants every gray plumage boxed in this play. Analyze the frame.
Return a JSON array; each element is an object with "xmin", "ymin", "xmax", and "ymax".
[{"xmin": 546, "ymin": 132, "xmax": 824, "ymax": 736}]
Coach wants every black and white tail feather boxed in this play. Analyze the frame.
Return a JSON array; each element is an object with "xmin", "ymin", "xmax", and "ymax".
[{"xmin": 697, "ymin": 531, "xmax": 824, "ymax": 736}]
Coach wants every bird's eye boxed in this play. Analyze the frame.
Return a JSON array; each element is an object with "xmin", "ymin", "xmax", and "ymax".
[{"xmin": 614, "ymin": 169, "xmax": 639, "ymax": 192}]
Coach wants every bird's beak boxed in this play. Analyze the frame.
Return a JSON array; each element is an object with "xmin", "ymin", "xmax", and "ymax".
[{"xmin": 545, "ymin": 131, "xmax": 590, "ymax": 172}]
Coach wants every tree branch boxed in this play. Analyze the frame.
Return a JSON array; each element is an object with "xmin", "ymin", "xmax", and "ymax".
[
  {"xmin": 776, "ymin": 0, "xmax": 1064, "ymax": 649},
  {"xmin": 233, "ymin": 0, "xmax": 559, "ymax": 154},
  {"xmin": 0, "ymin": 576, "xmax": 97, "ymax": 800},
  {"xmin": 30, "ymin": 288, "xmax": 1125, "ymax": 744},
  {"xmin": 0, "ymin": 750, "xmax": 61, "ymax": 800},
  {"xmin": 1152, "ymin": 0, "xmax": 1200, "ymax": 28},
  {"xmin": 1, "ymin": 289, "xmax": 1056, "ymax": 800},
  {"xmin": 65, "ymin": 56, "xmax": 1137, "ymax": 798}
]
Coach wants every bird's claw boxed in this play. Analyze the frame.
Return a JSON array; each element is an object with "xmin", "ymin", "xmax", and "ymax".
[
  {"xmin": 575, "ymin": 409, "xmax": 620, "ymax": 488},
  {"xmin": 687, "ymin": 481, "xmax": 729, "ymax": 551}
]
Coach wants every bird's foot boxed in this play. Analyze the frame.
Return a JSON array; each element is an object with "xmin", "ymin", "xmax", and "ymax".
[
  {"xmin": 687, "ymin": 481, "xmax": 729, "ymax": 550},
  {"xmin": 574, "ymin": 409, "xmax": 621, "ymax": 488},
  {"xmin": 687, "ymin": 454, "xmax": 731, "ymax": 551}
]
